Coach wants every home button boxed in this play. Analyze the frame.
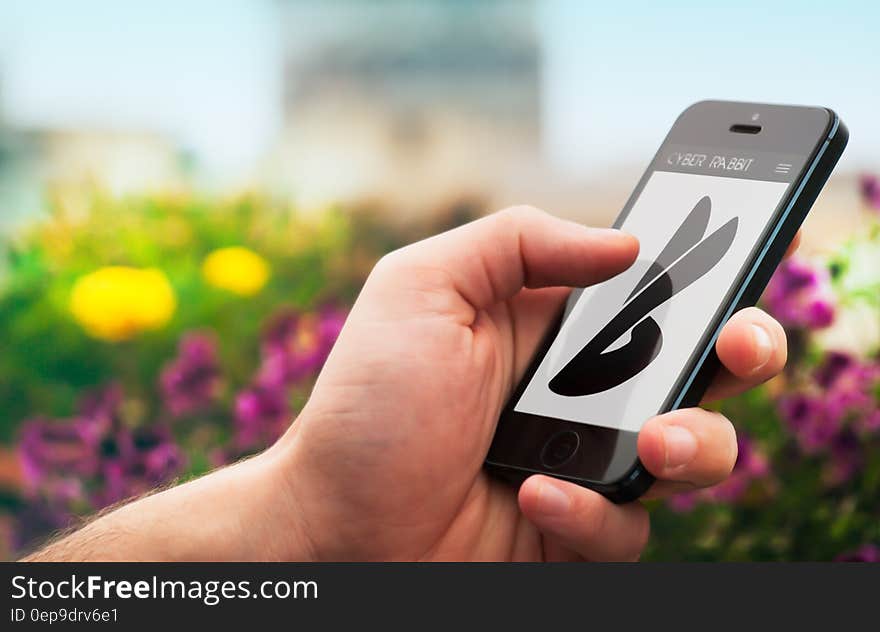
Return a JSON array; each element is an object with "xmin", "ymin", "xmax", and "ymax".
[{"xmin": 541, "ymin": 430, "xmax": 580, "ymax": 469}]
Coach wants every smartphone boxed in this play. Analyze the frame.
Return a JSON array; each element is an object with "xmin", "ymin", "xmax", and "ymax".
[{"xmin": 486, "ymin": 100, "xmax": 847, "ymax": 503}]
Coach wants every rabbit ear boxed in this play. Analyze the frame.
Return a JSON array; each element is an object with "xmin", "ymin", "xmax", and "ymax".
[
  {"xmin": 547, "ymin": 210, "xmax": 738, "ymax": 398},
  {"xmin": 625, "ymin": 195, "xmax": 711, "ymax": 302}
]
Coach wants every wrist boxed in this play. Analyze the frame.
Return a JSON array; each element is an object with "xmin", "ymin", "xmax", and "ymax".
[
  {"xmin": 167, "ymin": 447, "xmax": 318, "ymax": 561},
  {"xmin": 244, "ymin": 440, "xmax": 319, "ymax": 561},
  {"xmin": 262, "ymin": 410, "xmax": 344, "ymax": 561}
]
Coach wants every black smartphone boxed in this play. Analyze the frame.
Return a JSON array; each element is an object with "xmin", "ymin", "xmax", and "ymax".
[{"xmin": 486, "ymin": 100, "xmax": 847, "ymax": 503}]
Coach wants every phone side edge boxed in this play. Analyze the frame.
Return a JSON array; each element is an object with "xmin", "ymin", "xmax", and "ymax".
[{"xmin": 604, "ymin": 111, "xmax": 848, "ymax": 502}]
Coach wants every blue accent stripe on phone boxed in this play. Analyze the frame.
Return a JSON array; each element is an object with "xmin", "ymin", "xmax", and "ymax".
[{"xmin": 670, "ymin": 126, "xmax": 835, "ymax": 411}]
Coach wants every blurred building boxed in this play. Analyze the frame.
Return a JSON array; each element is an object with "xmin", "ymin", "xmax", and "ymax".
[
  {"xmin": 0, "ymin": 123, "xmax": 186, "ymax": 231},
  {"xmin": 0, "ymin": 125, "xmax": 37, "ymax": 232},
  {"xmin": 0, "ymin": 60, "xmax": 192, "ymax": 233},
  {"xmin": 269, "ymin": 0, "xmax": 542, "ymax": 215}
]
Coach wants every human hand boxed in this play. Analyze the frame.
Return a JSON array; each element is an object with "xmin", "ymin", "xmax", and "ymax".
[{"xmin": 270, "ymin": 206, "xmax": 791, "ymax": 561}]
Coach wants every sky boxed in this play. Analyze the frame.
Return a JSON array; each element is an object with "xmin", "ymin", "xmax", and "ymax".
[
  {"xmin": 541, "ymin": 0, "xmax": 880, "ymax": 176},
  {"xmin": 0, "ymin": 0, "xmax": 877, "ymax": 180},
  {"xmin": 0, "ymin": 0, "xmax": 282, "ymax": 174}
]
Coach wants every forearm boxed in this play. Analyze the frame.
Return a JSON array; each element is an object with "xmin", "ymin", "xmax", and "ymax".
[{"xmin": 23, "ymin": 449, "xmax": 313, "ymax": 562}]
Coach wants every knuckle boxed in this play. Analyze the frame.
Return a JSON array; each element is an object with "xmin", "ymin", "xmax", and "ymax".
[
  {"xmin": 672, "ymin": 409, "xmax": 737, "ymax": 480},
  {"xmin": 371, "ymin": 248, "xmax": 409, "ymax": 278}
]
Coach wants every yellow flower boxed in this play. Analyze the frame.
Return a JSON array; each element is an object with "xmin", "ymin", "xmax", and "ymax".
[
  {"xmin": 70, "ymin": 267, "xmax": 176, "ymax": 342},
  {"xmin": 202, "ymin": 246, "xmax": 270, "ymax": 296}
]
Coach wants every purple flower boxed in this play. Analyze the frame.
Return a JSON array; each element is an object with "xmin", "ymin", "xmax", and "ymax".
[
  {"xmin": 317, "ymin": 304, "xmax": 347, "ymax": 350},
  {"xmin": 835, "ymin": 544, "xmax": 880, "ymax": 562},
  {"xmin": 775, "ymin": 351, "xmax": 880, "ymax": 469},
  {"xmin": 668, "ymin": 435, "xmax": 770, "ymax": 509},
  {"xmin": 234, "ymin": 385, "xmax": 290, "ymax": 450},
  {"xmin": 778, "ymin": 393, "xmax": 839, "ymax": 452},
  {"xmin": 76, "ymin": 383, "xmax": 124, "ymax": 443},
  {"xmin": 667, "ymin": 491, "xmax": 699, "ymax": 513},
  {"xmin": 258, "ymin": 311, "xmax": 324, "ymax": 386},
  {"xmin": 814, "ymin": 351, "xmax": 855, "ymax": 389},
  {"xmin": 708, "ymin": 435, "xmax": 769, "ymax": 503},
  {"xmin": 19, "ymin": 384, "xmax": 186, "ymax": 512},
  {"xmin": 160, "ymin": 332, "xmax": 222, "ymax": 417},
  {"xmin": 13, "ymin": 384, "xmax": 187, "ymax": 553},
  {"xmin": 824, "ymin": 432, "xmax": 862, "ymax": 486},
  {"xmin": 860, "ymin": 174, "xmax": 880, "ymax": 210},
  {"xmin": 17, "ymin": 387, "xmax": 126, "ymax": 508},
  {"xmin": 93, "ymin": 425, "xmax": 184, "ymax": 507},
  {"xmin": 764, "ymin": 259, "xmax": 835, "ymax": 329},
  {"xmin": 736, "ymin": 435, "xmax": 770, "ymax": 477},
  {"xmin": 257, "ymin": 306, "xmax": 347, "ymax": 387},
  {"xmin": 18, "ymin": 418, "xmax": 99, "ymax": 495},
  {"xmin": 813, "ymin": 354, "xmax": 880, "ymax": 436},
  {"xmin": 858, "ymin": 410, "xmax": 880, "ymax": 434}
]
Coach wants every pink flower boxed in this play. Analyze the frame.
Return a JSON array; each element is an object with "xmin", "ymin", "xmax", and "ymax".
[
  {"xmin": 257, "ymin": 306, "xmax": 347, "ymax": 387},
  {"xmin": 813, "ymin": 351, "xmax": 880, "ymax": 440},
  {"xmin": 860, "ymin": 174, "xmax": 880, "ymax": 210},
  {"xmin": 159, "ymin": 332, "xmax": 222, "ymax": 417},
  {"xmin": 19, "ymin": 418, "xmax": 100, "ymax": 492},
  {"xmin": 93, "ymin": 425, "xmax": 184, "ymax": 507},
  {"xmin": 823, "ymin": 433, "xmax": 862, "ymax": 486},
  {"xmin": 814, "ymin": 351, "xmax": 855, "ymax": 389},
  {"xmin": 707, "ymin": 435, "xmax": 769, "ymax": 503},
  {"xmin": 18, "ymin": 384, "xmax": 186, "ymax": 511},
  {"xmin": 835, "ymin": 544, "xmax": 880, "ymax": 562},
  {"xmin": 666, "ymin": 434, "xmax": 770, "ymax": 510},
  {"xmin": 778, "ymin": 393, "xmax": 840, "ymax": 453},
  {"xmin": 667, "ymin": 492, "xmax": 699, "ymax": 513},
  {"xmin": 234, "ymin": 385, "xmax": 290, "ymax": 450},
  {"xmin": 858, "ymin": 410, "xmax": 880, "ymax": 434},
  {"xmin": 764, "ymin": 259, "xmax": 835, "ymax": 329},
  {"xmin": 258, "ymin": 311, "xmax": 325, "ymax": 386}
]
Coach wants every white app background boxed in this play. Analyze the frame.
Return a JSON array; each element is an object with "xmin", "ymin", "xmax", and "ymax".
[{"xmin": 515, "ymin": 170, "xmax": 788, "ymax": 432}]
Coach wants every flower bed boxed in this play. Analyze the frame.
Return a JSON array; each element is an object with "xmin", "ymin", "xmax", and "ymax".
[
  {"xmin": 0, "ymin": 190, "xmax": 473, "ymax": 555},
  {"xmin": 1, "ymin": 180, "xmax": 879, "ymax": 560}
]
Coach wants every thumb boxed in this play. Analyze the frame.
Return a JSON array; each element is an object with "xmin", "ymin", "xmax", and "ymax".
[{"xmin": 379, "ymin": 206, "xmax": 639, "ymax": 311}]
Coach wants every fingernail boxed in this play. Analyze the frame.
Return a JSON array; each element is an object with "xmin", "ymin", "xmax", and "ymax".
[
  {"xmin": 535, "ymin": 480, "xmax": 572, "ymax": 515},
  {"xmin": 663, "ymin": 425, "xmax": 698, "ymax": 469},
  {"xmin": 750, "ymin": 324, "xmax": 773, "ymax": 373}
]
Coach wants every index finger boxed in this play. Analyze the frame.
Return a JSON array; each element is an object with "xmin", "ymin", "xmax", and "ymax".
[{"xmin": 380, "ymin": 206, "xmax": 639, "ymax": 312}]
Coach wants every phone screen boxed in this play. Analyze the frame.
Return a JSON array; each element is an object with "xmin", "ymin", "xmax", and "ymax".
[{"xmin": 514, "ymin": 146, "xmax": 803, "ymax": 432}]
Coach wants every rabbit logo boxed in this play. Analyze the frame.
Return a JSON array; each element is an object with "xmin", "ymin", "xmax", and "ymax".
[{"xmin": 548, "ymin": 195, "xmax": 738, "ymax": 397}]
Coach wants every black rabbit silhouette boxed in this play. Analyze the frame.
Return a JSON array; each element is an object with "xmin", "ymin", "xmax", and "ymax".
[{"xmin": 548, "ymin": 196, "xmax": 737, "ymax": 397}]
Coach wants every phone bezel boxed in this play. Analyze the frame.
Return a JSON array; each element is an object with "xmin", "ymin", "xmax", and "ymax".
[{"xmin": 486, "ymin": 100, "xmax": 845, "ymax": 501}]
